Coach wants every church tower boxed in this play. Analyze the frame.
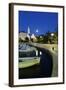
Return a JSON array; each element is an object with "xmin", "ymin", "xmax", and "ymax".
[
  {"xmin": 27, "ymin": 26, "xmax": 30, "ymax": 40},
  {"xmin": 27, "ymin": 26, "xmax": 30, "ymax": 34}
]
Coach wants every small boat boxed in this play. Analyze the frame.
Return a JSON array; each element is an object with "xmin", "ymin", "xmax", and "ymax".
[{"xmin": 19, "ymin": 43, "xmax": 40, "ymax": 68}]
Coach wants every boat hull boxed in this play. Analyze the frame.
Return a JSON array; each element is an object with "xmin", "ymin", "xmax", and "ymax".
[{"xmin": 19, "ymin": 57, "xmax": 40, "ymax": 68}]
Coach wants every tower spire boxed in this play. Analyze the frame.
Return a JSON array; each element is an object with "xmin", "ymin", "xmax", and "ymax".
[{"xmin": 27, "ymin": 26, "xmax": 30, "ymax": 34}]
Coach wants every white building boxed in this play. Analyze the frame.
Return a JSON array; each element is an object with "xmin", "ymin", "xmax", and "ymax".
[
  {"xmin": 19, "ymin": 32, "xmax": 27, "ymax": 41},
  {"xmin": 19, "ymin": 26, "xmax": 37, "ymax": 42}
]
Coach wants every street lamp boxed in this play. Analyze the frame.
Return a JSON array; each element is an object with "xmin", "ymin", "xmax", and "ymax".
[
  {"xmin": 51, "ymin": 33, "xmax": 54, "ymax": 37},
  {"xmin": 36, "ymin": 29, "xmax": 38, "ymax": 33},
  {"xmin": 50, "ymin": 33, "xmax": 54, "ymax": 44}
]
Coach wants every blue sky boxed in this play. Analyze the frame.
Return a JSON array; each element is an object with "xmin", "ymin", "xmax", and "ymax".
[{"xmin": 19, "ymin": 11, "xmax": 58, "ymax": 35}]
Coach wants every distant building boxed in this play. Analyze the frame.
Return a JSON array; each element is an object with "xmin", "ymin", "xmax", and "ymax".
[
  {"xmin": 31, "ymin": 34, "xmax": 37, "ymax": 42},
  {"xmin": 19, "ymin": 32, "xmax": 27, "ymax": 41},
  {"xmin": 19, "ymin": 26, "xmax": 37, "ymax": 42}
]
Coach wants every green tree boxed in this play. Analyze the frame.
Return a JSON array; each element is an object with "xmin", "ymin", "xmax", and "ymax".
[
  {"xmin": 19, "ymin": 38, "xmax": 23, "ymax": 43},
  {"xmin": 25, "ymin": 37, "xmax": 29, "ymax": 42},
  {"xmin": 46, "ymin": 31, "xmax": 51, "ymax": 43},
  {"xmin": 53, "ymin": 27, "xmax": 58, "ymax": 44}
]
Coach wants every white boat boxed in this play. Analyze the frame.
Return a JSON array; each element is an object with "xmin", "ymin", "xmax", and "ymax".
[
  {"xmin": 19, "ymin": 43, "xmax": 40, "ymax": 68},
  {"xmin": 19, "ymin": 57, "xmax": 40, "ymax": 68}
]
